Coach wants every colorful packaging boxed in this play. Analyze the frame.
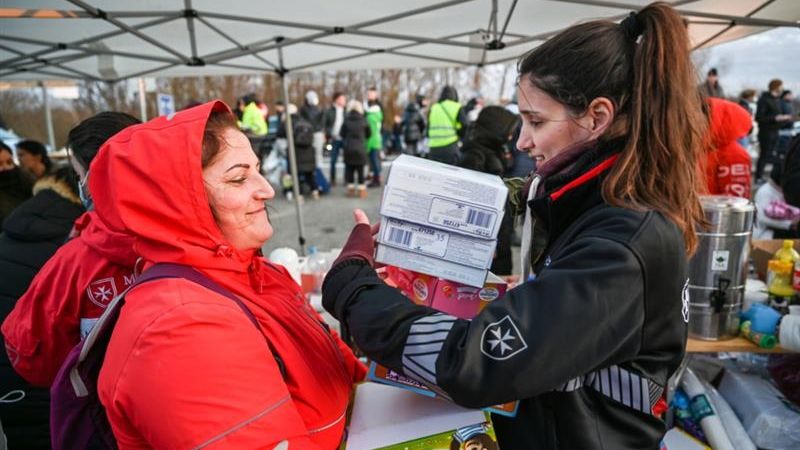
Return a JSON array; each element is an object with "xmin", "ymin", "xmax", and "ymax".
[{"xmin": 367, "ymin": 266, "xmax": 518, "ymax": 417}]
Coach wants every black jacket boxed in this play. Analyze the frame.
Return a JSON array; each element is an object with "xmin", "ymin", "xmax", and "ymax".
[
  {"xmin": 0, "ymin": 167, "xmax": 33, "ymax": 228},
  {"xmin": 290, "ymin": 115, "xmax": 317, "ymax": 172},
  {"xmin": 460, "ymin": 106, "xmax": 519, "ymax": 176},
  {"xmin": 323, "ymin": 143, "xmax": 688, "ymax": 449},
  {"xmin": 340, "ymin": 111, "xmax": 371, "ymax": 166},
  {"xmin": 782, "ymin": 135, "xmax": 800, "ymax": 206},
  {"xmin": 0, "ymin": 185, "xmax": 84, "ymax": 450},
  {"xmin": 401, "ymin": 103, "xmax": 426, "ymax": 143},
  {"xmin": 756, "ymin": 91, "xmax": 783, "ymax": 134},
  {"xmin": 299, "ymin": 103, "xmax": 324, "ymax": 132}
]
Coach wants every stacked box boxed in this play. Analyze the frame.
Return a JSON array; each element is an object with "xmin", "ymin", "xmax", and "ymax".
[
  {"xmin": 368, "ymin": 266, "xmax": 518, "ymax": 417},
  {"xmin": 386, "ymin": 265, "xmax": 507, "ymax": 319},
  {"xmin": 377, "ymin": 155, "xmax": 508, "ymax": 287}
]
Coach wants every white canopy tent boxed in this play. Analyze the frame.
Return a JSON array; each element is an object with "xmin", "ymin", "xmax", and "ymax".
[
  {"xmin": 2, "ymin": 0, "xmax": 800, "ymax": 81},
  {"xmin": 2, "ymin": 0, "xmax": 799, "ymax": 250}
]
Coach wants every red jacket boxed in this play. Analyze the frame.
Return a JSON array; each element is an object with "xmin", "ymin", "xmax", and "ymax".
[
  {"xmin": 2, "ymin": 211, "xmax": 136, "ymax": 387},
  {"xmin": 705, "ymin": 97, "xmax": 753, "ymax": 198},
  {"xmin": 92, "ymin": 101, "xmax": 365, "ymax": 449}
]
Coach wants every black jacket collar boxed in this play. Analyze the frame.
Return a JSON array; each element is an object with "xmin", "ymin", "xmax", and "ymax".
[{"xmin": 528, "ymin": 140, "xmax": 623, "ymax": 267}]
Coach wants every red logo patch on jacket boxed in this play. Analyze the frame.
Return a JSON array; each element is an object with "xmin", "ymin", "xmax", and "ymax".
[{"xmin": 86, "ymin": 277, "xmax": 118, "ymax": 308}]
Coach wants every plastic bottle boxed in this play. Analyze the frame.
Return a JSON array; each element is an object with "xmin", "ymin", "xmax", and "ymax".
[
  {"xmin": 305, "ymin": 246, "xmax": 330, "ymax": 294},
  {"xmin": 767, "ymin": 240, "xmax": 797, "ymax": 312},
  {"xmin": 774, "ymin": 239, "xmax": 799, "ymax": 263},
  {"xmin": 740, "ymin": 320, "xmax": 777, "ymax": 349}
]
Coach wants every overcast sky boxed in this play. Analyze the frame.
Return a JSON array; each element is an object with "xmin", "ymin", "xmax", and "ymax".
[{"xmin": 695, "ymin": 27, "xmax": 800, "ymax": 96}]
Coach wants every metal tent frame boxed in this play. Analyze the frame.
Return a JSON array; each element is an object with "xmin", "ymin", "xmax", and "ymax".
[{"xmin": 2, "ymin": 0, "xmax": 799, "ymax": 250}]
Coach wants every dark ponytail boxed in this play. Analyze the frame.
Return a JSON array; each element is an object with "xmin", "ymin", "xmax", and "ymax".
[
  {"xmin": 517, "ymin": 2, "xmax": 706, "ymax": 255},
  {"xmin": 68, "ymin": 112, "xmax": 141, "ymax": 171}
]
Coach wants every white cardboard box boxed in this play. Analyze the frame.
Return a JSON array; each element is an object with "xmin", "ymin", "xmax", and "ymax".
[
  {"xmin": 377, "ymin": 155, "xmax": 507, "ymax": 287},
  {"xmin": 376, "ymin": 242, "xmax": 489, "ymax": 288},
  {"xmin": 380, "ymin": 155, "xmax": 508, "ymax": 240}
]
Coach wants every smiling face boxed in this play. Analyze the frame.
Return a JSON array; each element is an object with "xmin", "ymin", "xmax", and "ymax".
[
  {"xmin": 203, "ymin": 128, "xmax": 275, "ymax": 250},
  {"xmin": 515, "ymin": 80, "xmax": 596, "ymax": 166}
]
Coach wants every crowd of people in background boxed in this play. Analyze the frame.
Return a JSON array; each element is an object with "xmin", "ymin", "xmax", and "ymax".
[
  {"xmin": 0, "ymin": 53, "xmax": 798, "ymax": 447},
  {"xmin": 699, "ymin": 67, "xmax": 800, "ymax": 240},
  {"xmin": 225, "ymin": 84, "xmax": 532, "ymax": 206}
]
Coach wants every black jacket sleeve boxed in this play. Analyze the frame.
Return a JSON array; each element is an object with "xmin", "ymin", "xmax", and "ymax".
[
  {"xmin": 456, "ymin": 107, "xmax": 468, "ymax": 139},
  {"xmin": 324, "ymin": 235, "xmax": 645, "ymax": 409}
]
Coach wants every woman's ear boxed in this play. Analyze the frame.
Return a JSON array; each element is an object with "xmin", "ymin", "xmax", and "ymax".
[{"xmin": 587, "ymin": 97, "xmax": 615, "ymax": 138}]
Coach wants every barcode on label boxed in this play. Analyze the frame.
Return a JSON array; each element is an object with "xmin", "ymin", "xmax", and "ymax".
[
  {"xmin": 466, "ymin": 209, "xmax": 491, "ymax": 228},
  {"xmin": 388, "ymin": 227, "xmax": 413, "ymax": 247}
]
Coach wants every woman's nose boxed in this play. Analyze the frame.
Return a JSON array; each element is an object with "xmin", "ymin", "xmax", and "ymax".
[
  {"xmin": 255, "ymin": 174, "xmax": 275, "ymax": 200},
  {"xmin": 516, "ymin": 130, "xmax": 534, "ymax": 151}
]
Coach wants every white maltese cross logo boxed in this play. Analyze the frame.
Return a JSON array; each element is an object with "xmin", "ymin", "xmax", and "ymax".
[
  {"xmin": 681, "ymin": 278, "xmax": 690, "ymax": 323},
  {"xmin": 86, "ymin": 277, "xmax": 118, "ymax": 308},
  {"xmin": 481, "ymin": 316, "xmax": 528, "ymax": 360}
]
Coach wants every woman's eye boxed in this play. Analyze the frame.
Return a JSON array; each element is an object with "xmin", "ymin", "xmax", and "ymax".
[
  {"xmin": 529, "ymin": 121, "xmax": 542, "ymax": 127},
  {"xmin": 230, "ymin": 178, "xmax": 246, "ymax": 184}
]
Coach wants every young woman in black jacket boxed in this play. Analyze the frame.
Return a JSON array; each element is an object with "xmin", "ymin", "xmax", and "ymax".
[{"xmin": 322, "ymin": 3, "xmax": 706, "ymax": 449}]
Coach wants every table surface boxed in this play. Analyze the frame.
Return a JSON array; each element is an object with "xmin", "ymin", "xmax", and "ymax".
[{"xmin": 686, "ymin": 336, "xmax": 792, "ymax": 353}]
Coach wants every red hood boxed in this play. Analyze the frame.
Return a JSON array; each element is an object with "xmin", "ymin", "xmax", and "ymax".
[
  {"xmin": 73, "ymin": 211, "xmax": 137, "ymax": 266},
  {"xmin": 90, "ymin": 101, "xmax": 263, "ymax": 288},
  {"xmin": 708, "ymin": 97, "xmax": 751, "ymax": 148}
]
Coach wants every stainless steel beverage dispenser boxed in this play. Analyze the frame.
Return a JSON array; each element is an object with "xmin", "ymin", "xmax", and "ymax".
[{"xmin": 688, "ymin": 195, "xmax": 755, "ymax": 340}]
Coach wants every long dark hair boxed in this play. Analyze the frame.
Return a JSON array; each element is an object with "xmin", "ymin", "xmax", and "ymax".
[
  {"xmin": 17, "ymin": 139, "xmax": 52, "ymax": 173},
  {"xmin": 68, "ymin": 112, "xmax": 140, "ymax": 171},
  {"xmin": 517, "ymin": 2, "xmax": 706, "ymax": 255}
]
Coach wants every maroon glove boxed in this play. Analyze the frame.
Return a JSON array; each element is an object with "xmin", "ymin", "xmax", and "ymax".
[{"xmin": 332, "ymin": 222, "xmax": 380, "ymax": 268}]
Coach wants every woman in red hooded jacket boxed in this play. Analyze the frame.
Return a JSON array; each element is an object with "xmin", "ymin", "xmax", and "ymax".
[
  {"xmin": 704, "ymin": 97, "xmax": 753, "ymax": 198},
  {"xmin": 93, "ymin": 101, "xmax": 365, "ymax": 449}
]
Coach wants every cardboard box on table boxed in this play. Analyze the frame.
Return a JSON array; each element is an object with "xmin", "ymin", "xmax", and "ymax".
[
  {"xmin": 368, "ymin": 266, "xmax": 519, "ymax": 417},
  {"xmin": 345, "ymin": 382, "xmax": 499, "ymax": 450},
  {"xmin": 376, "ymin": 155, "xmax": 508, "ymax": 288}
]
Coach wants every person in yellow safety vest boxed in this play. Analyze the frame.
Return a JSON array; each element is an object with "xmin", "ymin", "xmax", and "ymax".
[
  {"xmin": 237, "ymin": 94, "xmax": 269, "ymax": 163},
  {"xmin": 427, "ymin": 85, "xmax": 467, "ymax": 165},
  {"xmin": 239, "ymin": 94, "xmax": 268, "ymax": 137}
]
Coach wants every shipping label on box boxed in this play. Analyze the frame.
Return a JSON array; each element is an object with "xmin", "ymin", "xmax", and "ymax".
[
  {"xmin": 427, "ymin": 197, "xmax": 498, "ymax": 239},
  {"xmin": 380, "ymin": 218, "xmax": 496, "ymax": 269},
  {"xmin": 380, "ymin": 155, "xmax": 507, "ymax": 240}
]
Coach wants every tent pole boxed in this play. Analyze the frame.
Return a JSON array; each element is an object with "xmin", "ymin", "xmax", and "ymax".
[
  {"xmin": 138, "ymin": 78, "xmax": 147, "ymax": 121},
  {"xmin": 39, "ymin": 82, "xmax": 56, "ymax": 151},
  {"xmin": 278, "ymin": 45, "xmax": 307, "ymax": 255}
]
